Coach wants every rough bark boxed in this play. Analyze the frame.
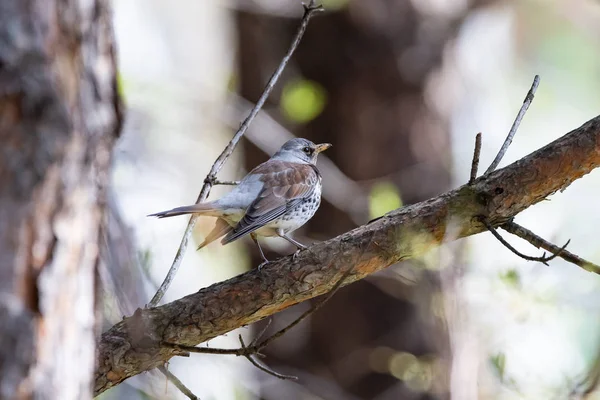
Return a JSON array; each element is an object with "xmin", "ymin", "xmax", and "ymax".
[
  {"xmin": 95, "ymin": 115, "xmax": 600, "ymax": 395},
  {"xmin": 0, "ymin": 0, "xmax": 121, "ymax": 398}
]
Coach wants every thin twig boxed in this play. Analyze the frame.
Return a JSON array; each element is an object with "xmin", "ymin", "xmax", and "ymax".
[
  {"xmin": 249, "ymin": 318, "xmax": 272, "ymax": 354},
  {"xmin": 204, "ymin": 176, "xmax": 240, "ymax": 186},
  {"xmin": 214, "ymin": 180, "xmax": 240, "ymax": 186},
  {"xmin": 162, "ymin": 345, "xmax": 243, "ymax": 356},
  {"xmin": 158, "ymin": 365, "xmax": 199, "ymax": 400},
  {"xmin": 479, "ymin": 216, "xmax": 568, "ymax": 266},
  {"xmin": 243, "ymin": 353, "xmax": 296, "ymax": 380},
  {"xmin": 469, "ymin": 133, "xmax": 482, "ymax": 185},
  {"xmin": 485, "ymin": 75, "xmax": 540, "ymax": 175},
  {"xmin": 239, "ymin": 336, "xmax": 298, "ymax": 380},
  {"xmin": 501, "ymin": 221, "xmax": 600, "ymax": 274},
  {"xmin": 148, "ymin": 1, "xmax": 324, "ymax": 308}
]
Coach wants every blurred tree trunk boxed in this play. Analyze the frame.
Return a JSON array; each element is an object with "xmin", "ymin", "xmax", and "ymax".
[
  {"xmin": 236, "ymin": 2, "xmax": 484, "ymax": 399},
  {"xmin": 0, "ymin": 0, "xmax": 120, "ymax": 398}
]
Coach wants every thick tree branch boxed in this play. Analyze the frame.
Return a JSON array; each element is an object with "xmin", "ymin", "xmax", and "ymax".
[{"xmin": 95, "ymin": 115, "xmax": 600, "ymax": 395}]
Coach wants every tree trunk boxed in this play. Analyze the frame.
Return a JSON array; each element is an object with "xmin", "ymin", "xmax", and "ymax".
[{"xmin": 0, "ymin": 0, "xmax": 120, "ymax": 398}]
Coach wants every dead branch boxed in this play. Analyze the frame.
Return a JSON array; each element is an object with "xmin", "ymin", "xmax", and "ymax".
[
  {"xmin": 501, "ymin": 221, "xmax": 600, "ymax": 273},
  {"xmin": 148, "ymin": 1, "xmax": 324, "ymax": 307},
  {"xmin": 238, "ymin": 335, "xmax": 297, "ymax": 380},
  {"xmin": 475, "ymin": 76, "xmax": 573, "ymax": 267},
  {"xmin": 158, "ymin": 365, "xmax": 199, "ymax": 400},
  {"xmin": 208, "ymin": 179, "xmax": 240, "ymax": 186},
  {"xmin": 479, "ymin": 216, "xmax": 568, "ymax": 265},
  {"xmin": 484, "ymin": 75, "xmax": 540, "ymax": 174},
  {"xmin": 95, "ymin": 114, "xmax": 600, "ymax": 395},
  {"xmin": 469, "ymin": 133, "xmax": 482, "ymax": 185}
]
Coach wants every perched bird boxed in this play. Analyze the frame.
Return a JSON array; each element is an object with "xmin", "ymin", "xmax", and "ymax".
[{"xmin": 149, "ymin": 138, "xmax": 331, "ymax": 268}]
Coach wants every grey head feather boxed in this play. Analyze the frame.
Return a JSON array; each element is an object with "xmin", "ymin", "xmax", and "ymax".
[{"xmin": 271, "ymin": 138, "xmax": 319, "ymax": 164}]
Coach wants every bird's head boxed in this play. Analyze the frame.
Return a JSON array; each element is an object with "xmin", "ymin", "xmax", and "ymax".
[{"xmin": 272, "ymin": 138, "xmax": 332, "ymax": 164}]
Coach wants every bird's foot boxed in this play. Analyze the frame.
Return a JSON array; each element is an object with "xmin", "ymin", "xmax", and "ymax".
[
  {"xmin": 292, "ymin": 249, "xmax": 302, "ymax": 261},
  {"xmin": 257, "ymin": 260, "xmax": 270, "ymax": 271}
]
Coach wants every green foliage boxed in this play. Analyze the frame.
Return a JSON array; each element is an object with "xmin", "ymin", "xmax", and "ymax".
[
  {"xmin": 500, "ymin": 268, "xmax": 520, "ymax": 288},
  {"xmin": 490, "ymin": 352, "xmax": 506, "ymax": 382},
  {"xmin": 537, "ymin": 25, "xmax": 600, "ymax": 92},
  {"xmin": 138, "ymin": 249, "xmax": 153, "ymax": 278},
  {"xmin": 116, "ymin": 71, "xmax": 126, "ymax": 101},
  {"xmin": 369, "ymin": 182, "xmax": 403, "ymax": 220},
  {"xmin": 321, "ymin": 0, "xmax": 350, "ymax": 10},
  {"xmin": 281, "ymin": 79, "xmax": 327, "ymax": 123}
]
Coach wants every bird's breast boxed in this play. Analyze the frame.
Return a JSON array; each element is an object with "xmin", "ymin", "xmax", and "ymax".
[{"xmin": 263, "ymin": 182, "xmax": 322, "ymax": 235}]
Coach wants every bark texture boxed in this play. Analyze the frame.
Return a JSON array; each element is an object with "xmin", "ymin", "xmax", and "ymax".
[
  {"xmin": 0, "ymin": 0, "xmax": 120, "ymax": 398},
  {"xmin": 95, "ymin": 115, "xmax": 600, "ymax": 395}
]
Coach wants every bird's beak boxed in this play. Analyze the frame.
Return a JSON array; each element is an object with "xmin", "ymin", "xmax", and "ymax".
[{"xmin": 315, "ymin": 143, "xmax": 332, "ymax": 153}]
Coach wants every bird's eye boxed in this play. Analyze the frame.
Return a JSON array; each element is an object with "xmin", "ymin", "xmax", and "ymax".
[{"xmin": 303, "ymin": 146, "xmax": 312, "ymax": 154}]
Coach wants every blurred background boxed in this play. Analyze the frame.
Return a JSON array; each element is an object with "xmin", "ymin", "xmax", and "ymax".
[{"xmin": 99, "ymin": 0, "xmax": 600, "ymax": 399}]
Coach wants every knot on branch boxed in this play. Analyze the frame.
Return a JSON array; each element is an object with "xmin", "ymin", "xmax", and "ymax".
[
  {"xmin": 204, "ymin": 175, "xmax": 217, "ymax": 185},
  {"xmin": 303, "ymin": 1, "xmax": 325, "ymax": 15},
  {"xmin": 125, "ymin": 308, "xmax": 165, "ymax": 350}
]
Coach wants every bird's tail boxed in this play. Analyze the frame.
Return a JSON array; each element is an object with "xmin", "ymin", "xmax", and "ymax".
[{"xmin": 148, "ymin": 203, "xmax": 218, "ymax": 219}]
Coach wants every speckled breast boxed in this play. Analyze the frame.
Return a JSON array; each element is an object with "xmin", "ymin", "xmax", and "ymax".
[{"xmin": 279, "ymin": 181, "xmax": 322, "ymax": 230}]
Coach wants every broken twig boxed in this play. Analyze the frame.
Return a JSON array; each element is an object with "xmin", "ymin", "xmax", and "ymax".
[
  {"xmin": 469, "ymin": 132, "xmax": 482, "ymax": 184},
  {"xmin": 158, "ymin": 365, "xmax": 199, "ymax": 400},
  {"xmin": 485, "ymin": 75, "xmax": 540, "ymax": 174}
]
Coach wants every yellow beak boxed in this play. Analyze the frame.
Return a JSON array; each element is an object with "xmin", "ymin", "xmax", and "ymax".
[{"xmin": 315, "ymin": 143, "xmax": 332, "ymax": 153}]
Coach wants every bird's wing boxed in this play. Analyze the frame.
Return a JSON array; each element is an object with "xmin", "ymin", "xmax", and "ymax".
[{"xmin": 221, "ymin": 161, "xmax": 319, "ymax": 244}]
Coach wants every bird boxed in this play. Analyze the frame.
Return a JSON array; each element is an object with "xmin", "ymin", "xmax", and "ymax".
[{"xmin": 149, "ymin": 138, "xmax": 332, "ymax": 268}]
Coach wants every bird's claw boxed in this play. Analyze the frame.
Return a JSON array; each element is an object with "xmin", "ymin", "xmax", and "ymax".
[{"xmin": 292, "ymin": 249, "xmax": 302, "ymax": 261}]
